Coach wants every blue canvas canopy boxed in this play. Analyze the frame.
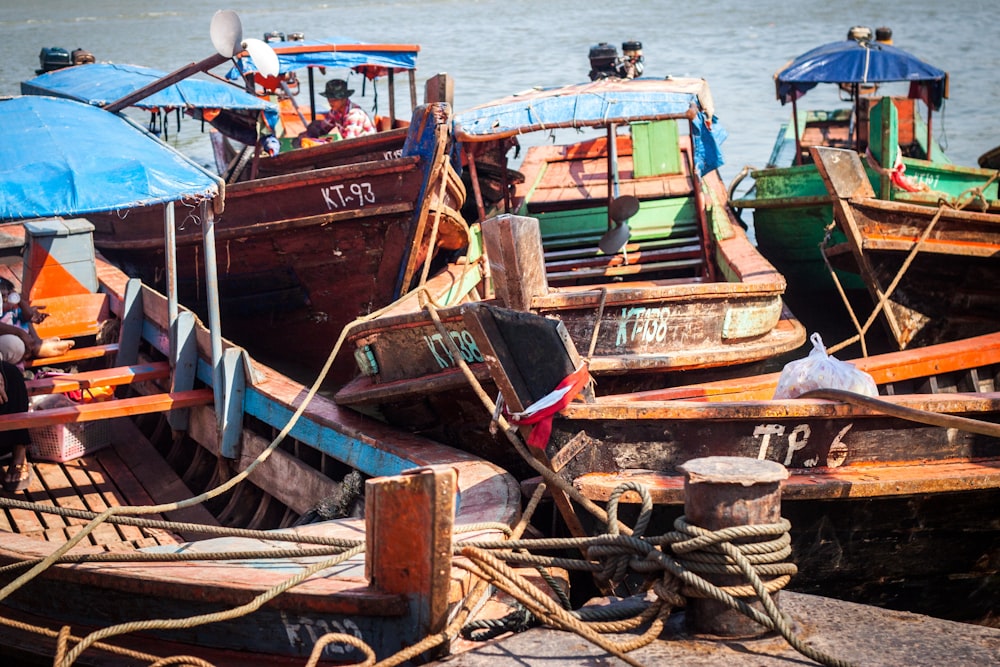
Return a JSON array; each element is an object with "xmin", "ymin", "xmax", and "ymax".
[
  {"xmin": 454, "ymin": 77, "xmax": 727, "ymax": 175},
  {"xmin": 0, "ymin": 96, "xmax": 221, "ymax": 221},
  {"xmin": 227, "ymin": 38, "xmax": 419, "ymax": 79},
  {"xmin": 775, "ymin": 39, "xmax": 949, "ymax": 110},
  {"xmin": 21, "ymin": 62, "xmax": 279, "ymax": 128}
]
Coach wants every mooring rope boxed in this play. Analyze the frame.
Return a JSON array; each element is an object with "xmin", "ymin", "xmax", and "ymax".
[{"xmin": 0, "ymin": 271, "xmax": 489, "ymax": 665}]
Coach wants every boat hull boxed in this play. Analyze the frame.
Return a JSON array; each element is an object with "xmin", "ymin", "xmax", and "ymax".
[
  {"xmin": 0, "ymin": 241, "xmax": 526, "ymax": 666},
  {"xmin": 814, "ymin": 146, "xmax": 1000, "ymax": 350},
  {"xmin": 544, "ymin": 331, "xmax": 1000, "ymax": 624},
  {"xmin": 89, "ymin": 105, "xmax": 467, "ymax": 385}
]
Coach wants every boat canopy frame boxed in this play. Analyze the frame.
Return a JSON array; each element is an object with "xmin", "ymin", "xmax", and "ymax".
[{"xmin": 773, "ymin": 38, "xmax": 949, "ymax": 163}]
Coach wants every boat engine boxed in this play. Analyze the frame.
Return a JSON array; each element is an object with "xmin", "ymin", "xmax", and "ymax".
[
  {"xmin": 620, "ymin": 40, "xmax": 644, "ymax": 79},
  {"xmin": 37, "ymin": 47, "xmax": 95, "ymax": 74},
  {"xmin": 37, "ymin": 47, "xmax": 71, "ymax": 74},
  {"xmin": 588, "ymin": 42, "xmax": 620, "ymax": 80},
  {"xmin": 588, "ymin": 40, "xmax": 644, "ymax": 80}
]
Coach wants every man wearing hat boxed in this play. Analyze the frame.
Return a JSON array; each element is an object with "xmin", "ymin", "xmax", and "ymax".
[{"xmin": 303, "ymin": 78, "xmax": 376, "ymax": 141}]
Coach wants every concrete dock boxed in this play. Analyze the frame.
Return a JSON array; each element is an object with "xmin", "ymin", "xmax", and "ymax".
[{"xmin": 437, "ymin": 591, "xmax": 1000, "ymax": 666}]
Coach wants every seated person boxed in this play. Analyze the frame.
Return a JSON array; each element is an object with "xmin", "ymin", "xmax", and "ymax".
[
  {"xmin": 0, "ymin": 278, "xmax": 73, "ymax": 367},
  {"xmin": 301, "ymin": 78, "xmax": 376, "ymax": 143},
  {"xmin": 0, "ymin": 359, "xmax": 31, "ymax": 493}
]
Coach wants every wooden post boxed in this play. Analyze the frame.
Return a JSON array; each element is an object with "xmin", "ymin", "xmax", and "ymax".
[
  {"xmin": 479, "ymin": 214, "xmax": 548, "ymax": 310},
  {"xmin": 424, "ymin": 73, "xmax": 454, "ymax": 107},
  {"xmin": 366, "ymin": 466, "xmax": 455, "ymax": 654},
  {"xmin": 678, "ymin": 456, "xmax": 788, "ymax": 638}
]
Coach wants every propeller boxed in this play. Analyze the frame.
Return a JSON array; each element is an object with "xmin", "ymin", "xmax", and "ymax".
[
  {"xmin": 210, "ymin": 9, "xmax": 243, "ymax": 58},
  {"xmin": 105, "ymin": 10, "xmax": 278, "ymax": 112},
  {"xmin": 211, "ymin": 10, "xmax": 280, "ymax": 77},
  {"xmin": 598, "ymin": 195, "xmax": 639, "ymax": 255},
  {"xmin": 597, "ymin": 122, "xmax": 637, "ymax": 255}
]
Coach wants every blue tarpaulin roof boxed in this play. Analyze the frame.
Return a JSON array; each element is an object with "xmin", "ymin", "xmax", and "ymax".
[
  {"xmin": 0, "ymin": 96, "xmax": 221, "ymax": 221},
  {"xmin": 227, "ymin": 38, "xmax": 419, "ymax": 79},
  {"xmin": 21, "ymin": 62, "xmax": 279, "ymax": 127},
  {"xmin": 775, "ymin": 39, "xmax": 949, "ymax": 109},
  {"xmin": 454, "ymin": 77, "xmax": 727, "ymax": 175}
]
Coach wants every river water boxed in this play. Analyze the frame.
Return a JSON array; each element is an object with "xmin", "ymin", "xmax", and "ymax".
[{"xmin": 2, "ymin": 0, "xmax": 998, "ymax": 182}]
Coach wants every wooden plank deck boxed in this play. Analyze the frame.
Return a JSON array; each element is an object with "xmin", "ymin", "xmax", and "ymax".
[
  {"xmin": 3, "ymin": 418, "xmax": 220, "ymax": 549},
  {"xmin": 523, "ymin": 146, "xmax": 694, "ymax": 213}
]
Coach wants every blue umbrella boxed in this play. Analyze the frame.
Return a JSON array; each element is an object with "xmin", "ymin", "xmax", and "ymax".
[
  {"xmin": 775, "ymin": 39, "xmax": 948, "ymax": 110},
  {"xmin": 0, "ymin": 96, "xmax": 221, "ymax": 221}
]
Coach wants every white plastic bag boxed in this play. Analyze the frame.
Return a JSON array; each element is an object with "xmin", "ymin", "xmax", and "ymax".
[{"xmin": 772, "ymin": 333, "xmax": 878, "ymax": 399}]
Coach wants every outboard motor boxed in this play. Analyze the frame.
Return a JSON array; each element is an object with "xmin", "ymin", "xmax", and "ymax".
[
  {"xmin": 37, "ymin": 47, "xmax": 72, "ymax": 74},
  {"xmin": 588, "ymin": 42, "xmax": 621, "ymax": 80},
  {"xmin": 847, "ymin": 25, "xmax": 873, "ymax": 42},
  {"xmin": 620, "ymin": 40, "xmax": 644, "ymax": 79},
  {"xmin": 588, "ymin": 41, "xmax": 644, "ymax": 80},
  {"xmin": 71, "ymin": 48, "xmax": 95, "ymax": 65}
]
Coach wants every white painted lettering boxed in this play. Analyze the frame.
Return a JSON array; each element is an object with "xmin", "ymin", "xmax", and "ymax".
[
  {"xmin": 784, "ymin": 424, "xmax": 811, "ymax": 466},
  {"xmin": 753, "ymin": 424, "xmax": 785, "ymax": 460},
  {"xmin": 826, "ymin": 424, "xmax": 852, "ymax": 467}
]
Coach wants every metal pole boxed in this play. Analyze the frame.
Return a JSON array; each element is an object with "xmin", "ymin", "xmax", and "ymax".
[
  {"xmin": 164, "ymin": 201, "xmax": 179, "ymax": 357},
  {"xmin": 388, "ymin": 70, "xmax": 396, "ymax": 127},
  {"xmin": 199, "ymin": 199, "xmax": 225, "ymax": 422},
  {"xmin": 791, "ymin": 97, "xmax": 801, "ymax": 166}
]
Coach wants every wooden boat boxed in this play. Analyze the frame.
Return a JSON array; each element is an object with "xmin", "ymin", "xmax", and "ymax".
[
  {"xmin": 78, "ymin": 101, "xmax": 467, "ymax": 387},
  {"xmin": 335, "ymin": 77, "xmax": 806, "ymax": 417},
  {"xmin": 812, "ymin": 145, "xmax": 1000, "ymax": 351},
  {"xmin": 459, "ymin": 304, "xmax": 1000, "ymax": 624},
  {"xmin": 215, "ymin": 36, "xmax": 426, "ymax": 180},
  {"xmin": 19, "ymin": 35, "xmax": 468, "ymax": 387},
  {"xmin": 0, "ymin": 96, "xmax": 525, "ymax": 665},
  {"xmin": 20, "ymin": 40, "xmax": 421, "ymax": 183},
  {"xmin": 730, "ymin": 32, "xmax": 998, "ymax": 341}
]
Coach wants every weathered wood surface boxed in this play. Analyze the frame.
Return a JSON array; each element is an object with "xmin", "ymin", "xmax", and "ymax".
[
  {"xmin": 814, "ymin": 145, "xmax": 1000, "ymax": 350},
  {"xmin": 251, "ymin": 127, "xmax": 409, "ymax": 180},
  {"xmin": 551, "ymin": 327, "xmax": 1000, "ymax": 482},
  {"xmin": 82, "ymin": 104, "xmax": 468, "ymax": 386},
  {"xmin": 0, "ymin": 252, "xmax": 528, "ymax": 665},
  {"xmin": 528, "ymin": 328, "xmax": 1000, "ymax": 624}
]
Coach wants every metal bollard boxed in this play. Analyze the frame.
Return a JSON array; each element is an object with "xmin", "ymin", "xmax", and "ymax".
[{"xmin": 678, "ymin": 456, "xmax": 789, "ymax": 638}]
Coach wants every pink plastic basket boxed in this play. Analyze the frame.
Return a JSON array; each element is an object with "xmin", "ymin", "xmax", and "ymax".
[{"xmin": 28, "ymin": 420, "xmax": 112, "ymax": 463}]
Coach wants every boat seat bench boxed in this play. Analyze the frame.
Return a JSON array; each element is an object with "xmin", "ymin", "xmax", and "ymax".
[
  {"xmin": 534, "ymin": 199, "xmax": 705, "ymax": 284},
  {"xmin": 30, "ymin": 292, "xmax": 111, "ymax": 339},
  {"xmin": 0, "ymin": 388, "xmax": 214, "ymax": 430},
  {"xmin": 25, "ymin": 343, "xmax": 119, "ymax": 368},
  {"xmin": 25, "ymin": 361, "xmax": 172, "ymax": 397}
]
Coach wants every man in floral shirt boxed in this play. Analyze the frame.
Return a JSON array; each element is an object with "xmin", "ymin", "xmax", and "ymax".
[{"xmin": 304, "ymin": 78, "xmax": 376, "ymax": 141}]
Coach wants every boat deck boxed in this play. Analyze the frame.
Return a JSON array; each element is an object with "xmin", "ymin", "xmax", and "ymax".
[
  {"xmin": 1, "ymin": 249, "xmax": 219, "ymax": 551},
  {"xmin": 519, "ymin": 142, "xmax": 695, "ymax": 214},
  {"xmin": 2, "ymin": 418, "xmax": 218, "ymax": 549}
]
